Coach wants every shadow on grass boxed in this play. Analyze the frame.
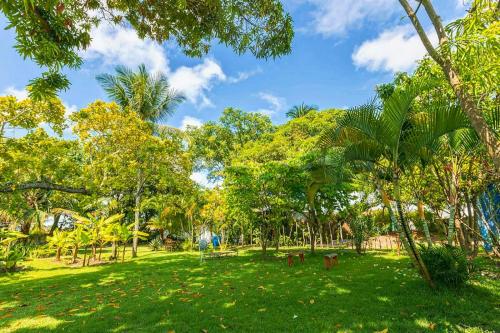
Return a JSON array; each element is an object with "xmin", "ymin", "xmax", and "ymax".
[{"xmin": 0, "ymin": 249, "xmax": 498, "ymax": 333}]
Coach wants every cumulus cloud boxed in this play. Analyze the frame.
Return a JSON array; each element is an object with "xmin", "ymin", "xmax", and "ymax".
[
  {"xmin": 83, "ymin": 24, "xmax": 254, "ymax": 108},
  {"xmin": 170, "ymin": 59, "xmax": 226, "ymax": 108},
  {"xmin": 180, "ymin": 116, "xmax": 203, "ymax": 130},
  {"xmin": 254, "ymin": 92, "xmax": 286, "ymax": 116},
  {"xmin": 352, "ymin": 25, "xmax": 437, "ymax": 73},
  {"xmin": 2, "ymin": 86, "xmax": 28, "ymax": 100},
  {"xmin": 307, "ymin": 0, "xmax": 396, "ymax": 36},
  {"xmin": 82, "ymin": 23, "xmax": 169, "ymax": 73}
]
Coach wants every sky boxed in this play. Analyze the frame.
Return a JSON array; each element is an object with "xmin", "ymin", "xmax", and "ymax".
[{"xmin": 0, "ymin": 1, "xmax": 469, "ymax": 185}]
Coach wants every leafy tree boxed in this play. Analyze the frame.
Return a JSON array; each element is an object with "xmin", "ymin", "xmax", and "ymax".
[
  {"xmin": 398, "ymin": 0, "xmax": 500, "ymax": 172},
  {"xmin": 188, "ymin": 108, "xmax": 273, "ymax": 179},
  {"xmin": 326, "ymin": 84, "xmax": 472, "ymax": 287},
  {"xmin": 1, "ymin": 0, "xmax": 293, "ymax": 98}
]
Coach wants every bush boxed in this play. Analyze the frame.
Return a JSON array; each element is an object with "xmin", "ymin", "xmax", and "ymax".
[
  {"xmin": 420, "ymin": 245, "xmax": 470, "ymax": 288},
  {"xmin": 149, "ymin": 237, "xmax": 162, "ymax": 251},
  {"xmin": 181, "ymin": 240, "xmax": 192, "ymax": 252},
  {"xmin": 0, "ymin": 246, "xmax": 26, "ymax": 272}
]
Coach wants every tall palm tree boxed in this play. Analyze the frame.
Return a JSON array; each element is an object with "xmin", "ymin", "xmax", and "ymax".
[
  {"xmin": 96, "ymin": 64, "xmax": 184, "ymax": 124},
  {"xmin": 324, "ymin": 84, "xmax": 470, "ymax": 288},
  {"xmin": 97, "ymin": 64, "xmax": 183, "ymax": 257},
  {"xmin": 286, "ymin": 103, "xmax": 317, "ymax": 119}
]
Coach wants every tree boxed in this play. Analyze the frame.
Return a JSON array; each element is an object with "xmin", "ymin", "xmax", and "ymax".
[
  {"xmin": 286, "ymin": 103, "xmax": 317, "ymax": 119},
  {"xmin": 188, "ymin": 107, "xmax": 274, "ymax": 179},
  {"xmin": 326, "ymin": 84, "xmax": 471, "ymax": 287},
  {"xmin": 398, "ymin": 0, "xmax": 500, "ymax": 172},
  {"xmin": 1, "ymin": 0, "xmax": 293, "ymax": 99},
  {"xmin": 96, "ymin": 64, "xmax": 184, "ymax": 125},
  {"xmin": 47, "ymin": 229, "xmax": 68, "ymax": 261},
  {"xmin": 72, "ymin": 101, "xmax": 191, "ymax": 257}
]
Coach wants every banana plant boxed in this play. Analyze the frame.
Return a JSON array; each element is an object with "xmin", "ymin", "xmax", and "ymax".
[{"xmin": 47, "ymin": 229, "xmax": 69, "ymax": 261}]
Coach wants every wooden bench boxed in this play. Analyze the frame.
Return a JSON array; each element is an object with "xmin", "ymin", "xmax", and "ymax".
[
  {"xmin": 323, "ymin": 253, "xmax": 338, "ymax": 270},
  {"xmin": 287, "ymin": 251, "xmax": 305, "ymax": 267}
]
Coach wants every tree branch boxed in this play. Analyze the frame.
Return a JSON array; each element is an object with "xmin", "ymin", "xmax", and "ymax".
[
  {"xmin": 398, "ymin": 0, "xmax": 443, "ymax": 66},
  {"xmin": 0, "ymin": 181, "xmax": 90, "ymax": 195}
]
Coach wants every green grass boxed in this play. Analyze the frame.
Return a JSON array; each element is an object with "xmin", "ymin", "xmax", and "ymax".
[{"xmin": 0, "ymin": 248, "xmax": 498, "ymax": 333}]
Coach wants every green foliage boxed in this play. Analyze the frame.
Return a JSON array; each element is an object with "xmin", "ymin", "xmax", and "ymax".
[
  {"xmin": 345, "ymin": 211, "xmax": 375, "ymax": 255},
  {"xmin": 1, "ymin": 0, "xmax": 293, "ymax": 98},
  {"xmin": 419, "ymin": 245, "xmax": 471, "ymax": 288},
  {"xmin": 96, "ymin": 64, "xmax": 184, "ymax": 124},
  {"xmin": 149, "ymin": 237, "xmax": 162, "ymax": 251}
]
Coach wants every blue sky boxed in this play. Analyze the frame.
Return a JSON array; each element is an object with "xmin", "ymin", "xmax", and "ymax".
[{"xmin": 1, "ymin": 0, "xmax": 468, "ymax": 131}]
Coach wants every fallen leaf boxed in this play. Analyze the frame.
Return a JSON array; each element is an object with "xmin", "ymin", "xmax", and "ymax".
[
  {"xmin": 309, "ymin": 299, "xmax": 315, "ymax": 304},
  {"xmin": 429, "ymin": 323, "xmax": 436, "ymax": 330},
  {"xmin": 258, "ymin": 308, "xmax": 266, "ymax": 312},
  {"xmin": 375, "ymin": 329, "xmax": 388, "ymax": 333}
]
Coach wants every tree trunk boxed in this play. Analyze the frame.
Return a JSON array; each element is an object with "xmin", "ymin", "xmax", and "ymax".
[
  {"xmin": 132, "ymin": 190, "xmax": 141, "ymax": 258},
  {"xmin": 56, "ymin": 247, "xmax": 62, "ymax": 261},
  {"xmin": 122, "ymin": 244, "xmax": 126, "ymax": 263},
  {"xmin": 393, "ymin": 183, "xmax": 434, "ymax": 288},
  {"xmin": 399, "ymin": 0, "xmax": 500, "ymax": 173},
  {"xmin": 418, "ymin": 200, "xmax": 432, "ymax": 246},
  {"xmin": 71, "ymin": 246, "xmax": 78, "ymax": 264},
  {"xmin": 49, "ymin": 214, "xmax": 61, "ymax": 236},
  {"xmin": 82, "ymin": 246, "xmax": 88, "ymax": 267}
]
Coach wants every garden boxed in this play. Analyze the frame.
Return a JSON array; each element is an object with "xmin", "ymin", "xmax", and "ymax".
[{"xmin": 0, "ymin": 0, "xmax": 499, "ymax": 332}]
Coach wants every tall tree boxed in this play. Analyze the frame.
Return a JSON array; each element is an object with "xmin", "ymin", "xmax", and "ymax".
[
  {"xmin": 97, "ymin": 64, "xmax": 184, "ymax": 125},
  {"xmin": 398, "ymin": 0, "xmax": 500, "ymax": 172},
  {"xmin": 286, "ymin": 103, "xmax": 318, "ymax": 119}
]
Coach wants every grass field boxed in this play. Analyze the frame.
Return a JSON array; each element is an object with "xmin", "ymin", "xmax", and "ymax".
[{"xmin": 0, "ymin": 248, "xmax": 498, "ymax": 333}]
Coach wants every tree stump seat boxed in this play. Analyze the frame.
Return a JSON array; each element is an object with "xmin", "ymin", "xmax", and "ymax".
[
  {"xmin": 323, "ymin": 253, "xmax": 338, "ymax": 270},
  {"xmin": 287, "ymin": 251, "xmax": 305, "ymax": 267}
]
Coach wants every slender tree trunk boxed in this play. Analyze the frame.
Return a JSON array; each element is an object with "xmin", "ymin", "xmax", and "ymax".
[
  {"xmin": 394, "ymin": 179, "xmax": 435, "ymax": 288},
  {"xmin": 399, "ymin": 0, "xmax": 500, "ymax": 173},
  {"xmin": 71, "ymin": 246, "xmax": 78, "ymax": 264},
  {"xmin": 418, "ymin": 200, "xmax": 432, "ymax": 246},
  {"xmin": 56, "ymin": 247, "xmax": 62, "ymax": 261},
  {"xmin": 132, "ymin": 191, "xmax": 141, "ymax": 258},
  {"xmin": 132, "ymin": 170, "xmax": 143, "ymax": 258},
  {"xmin": 49, "ymin": 214, "xmax": 61, "ymax": 236},
  {"xmin": 82, "ymin": 246, "xmax": 88, "ymax": 267},
  {"xmin": 122, "ymin": 244, "xmax": 126, "ymax": 263}
]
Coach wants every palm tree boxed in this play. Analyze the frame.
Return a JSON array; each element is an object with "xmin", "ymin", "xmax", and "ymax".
[
  {"xmin": 97, "ymin": 64, "xmax": 183, "ymax": 258},
  {"xmin": 325, "ymin": 84, "xmax": 470, "ymax": 288},
  {"xmin": 96, "ymin": 64, "xmax": 184, "ymax": 124},
  {"xmin": 286, "ymin": 103, "xmax": 317, "ymax": 119}
]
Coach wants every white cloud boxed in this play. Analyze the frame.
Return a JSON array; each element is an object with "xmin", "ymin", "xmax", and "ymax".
[
  {"xmin": 2, "ymin": 86, "xmax": 28, "ymax": 100},
  {"xmin": 83, "ymin": 23, "xmax": 169, "ymax": 73},
  {"xmin": 83, "ymin": 24, "xmax": 228, "ymax": 108},
  {"xmin": 180, "ymin": 116, "xmax": 203, "ymax": 130},
  {"xmin": 307, "ymin": 0, "xmax": 396, "ymax": 36},
  {"xmin": 352, "ymin": 25, "xmax": 437, "ymax": 73},
  {"xmin": 255, "ymin": 92, "xmax": 286, "ymax": 116},
  {"xmin": 227, "ymin": 67, "xmax": 262, "ymax": 83},
  {"xmin": 170, "ymin": 59, "xmax": 226, "ymax": 108}
]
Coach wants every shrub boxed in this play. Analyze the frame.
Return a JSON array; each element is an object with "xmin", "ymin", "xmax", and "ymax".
[
  {"xmin": 149, "ymin": 237, "xmax": 162, "ymax": 251},
  {"xmin": 420, "ymin": 245, "xmax": 470, "ymax": 288},
  {"xmin": 181, "ymin": 240, "xmax": 192, "ymax": 252},
  {"xmin": 0, "ymin": 246, "xmax": 26, "ymax": 272}
]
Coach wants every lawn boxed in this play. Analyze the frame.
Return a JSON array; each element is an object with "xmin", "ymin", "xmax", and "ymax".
[{"xmin": 0, "ymin": 248, "xmax": 498, "ymax": 333}]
